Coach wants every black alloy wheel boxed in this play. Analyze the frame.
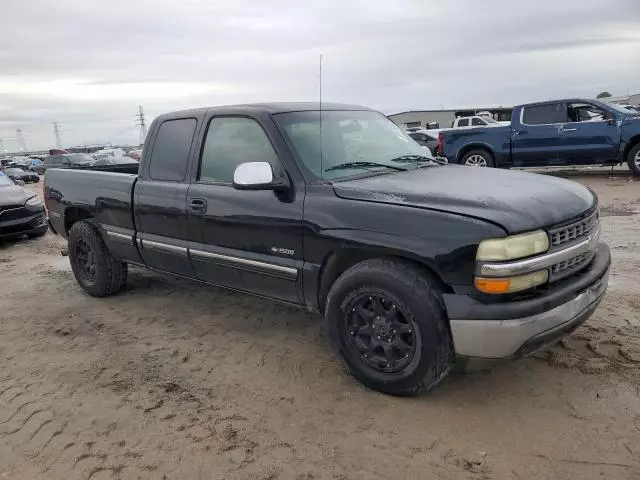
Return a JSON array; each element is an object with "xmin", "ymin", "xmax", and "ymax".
[
  {"xmin": 73, "ymin": 237, "xmax": 97, "ymax": 283},
  {"xmin": 68, "ymin": 220, "xmax": 128, "ymax": 297},
  {"xmin": 344, "ymin": 292, "xmax": 417, "ymax": 373},
  {"xmin": 326, "ymin": 258, "xmax": 454, "ymax": 395}
]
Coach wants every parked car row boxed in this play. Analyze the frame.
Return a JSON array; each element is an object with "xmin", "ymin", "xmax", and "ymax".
[
  {"xmin": 35, "ymin": 151, "xmax": 139, "ymax": 175},
  {"xmin": 2, "ymin": 167, "xmax": 40, "ymax": 183},
  {"xmin": 1, "ymin": 156, "xmax": 43, "ymax": 172}
]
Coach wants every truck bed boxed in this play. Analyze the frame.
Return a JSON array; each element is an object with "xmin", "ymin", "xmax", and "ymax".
[
  {"xmin": 441, "ymin": 125, "xmax": 511, "ymax": 165},
  {"xmin": 45, "ymin": 168, "xmax": 138, "ymax": 239}
]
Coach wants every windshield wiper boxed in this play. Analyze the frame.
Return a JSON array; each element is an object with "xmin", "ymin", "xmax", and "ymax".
[
  {"xmin": 389, "ymin": 154, "xmax": 448, "ymax": 166},
  {"xmin": 324, "ymin": 162, "xmax": 407, "ymax": 172}
]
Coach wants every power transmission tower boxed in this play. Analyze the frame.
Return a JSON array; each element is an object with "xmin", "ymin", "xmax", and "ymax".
[
  {"xmin": 53, "ymin": 122, "xmax": 62, "ymax": 149},
  {"xmin": 16, "ymin": 129, "xmax": 27, "ymax": 152},
  {"xmin": 136, "ymin": 105, "xmax": 147, "ymax": 145}
]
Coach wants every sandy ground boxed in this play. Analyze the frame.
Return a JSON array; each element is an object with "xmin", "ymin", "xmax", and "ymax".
[{"xmin": 1, "ymin": 169, "xmax": 639, "ymax": 480}]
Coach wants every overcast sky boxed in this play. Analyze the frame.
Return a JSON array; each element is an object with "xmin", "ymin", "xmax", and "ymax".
[{"xmin": 1, "ymin": 0, "xmax": 639, "ymax": 152}]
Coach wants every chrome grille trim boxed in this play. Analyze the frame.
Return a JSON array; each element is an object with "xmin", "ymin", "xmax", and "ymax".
[
  {"xmin": 552, "ymin": 251, "xmax": 593, "ymax": 274},
  {"xmin": 478, "ymin": 226, "xmax": 600, "ymax": 277},
  {"xmin": 549, "ymin": 210, "xmax": 598, "ymax": 247}
]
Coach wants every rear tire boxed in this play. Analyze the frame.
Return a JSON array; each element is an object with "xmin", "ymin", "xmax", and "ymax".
[
  {"xmin": 461, "ymin": 149, "xmax": 495, "ymax": 167},
  {"xmin": 68, "ymin": 220, "xmax": 127, "ymax": 297},
  {"xmin": 325, "ymin": 258, "xmax": 453, "ymax": 396},
  {"xmin": 626, "ymin": 144, "xmax": 640, "ymax": 177}
]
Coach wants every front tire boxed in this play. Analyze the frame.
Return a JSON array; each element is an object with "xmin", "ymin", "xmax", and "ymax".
[
  {"xmin": 68, "ymin": 220, "xmax": 127, "ymax": 297},
  {"xmin": 325, "ymin": 258, "xmax": 453, "ymax": 396},
  {"xmin": 461, "ymin": 149, "xmax": 494, "ymax": 167},
  {"xmin": 626, "ymin": 144, "xmax": 640, "ymax": 177}
]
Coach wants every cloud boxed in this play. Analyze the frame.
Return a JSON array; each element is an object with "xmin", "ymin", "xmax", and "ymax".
[
  {"xmin": 0, "ymin": 0, "xmax": 638, "ymax": 150},
  {"xmin": 0, "ymin": 79, "xmax": 232, "ymax": 100}
]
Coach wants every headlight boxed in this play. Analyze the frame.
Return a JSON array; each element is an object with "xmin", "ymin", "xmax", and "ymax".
[
  {"xmin": 475, "ymin": 270, "xmax": 549, "ymax": 294},
  {"xmin": 25, "ymin": 196, "xmax": 43, "ymax": 210},
  {"xmin": 476, "ymin": 230, "xmax": 549, "ymax": 261}
]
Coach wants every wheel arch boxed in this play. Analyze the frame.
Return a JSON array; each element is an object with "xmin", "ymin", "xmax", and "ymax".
[
  {"xmin": 623, "ymin": 134, "xmax": 640, "ymax": 162},
  {"xmin": 317, "ymin": 245, "xmax": 453, "ymax": 315},
  {"xmin": 457, "ymin": 144, "xmax": 495, "ymax": 164},
  {"xmin": 64, "ymin": 206, "xmax": 94, "ymax": 233}
]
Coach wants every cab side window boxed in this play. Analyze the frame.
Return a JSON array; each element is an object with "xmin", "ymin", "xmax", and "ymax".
[
  {"xmin": 567, "ymin": 103, "xmax": 609, "ymax": 123},
  {"xmin": 522, "ymin": 103, "xmax": 567, "ymax": 125},
  {"xmin": 199, "ymin": 117, "xmax": 279, "ymax": 184}
]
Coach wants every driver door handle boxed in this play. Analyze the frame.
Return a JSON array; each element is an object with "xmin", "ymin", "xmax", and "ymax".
[
  {"xmin": 189, "ymin": 198, "xmax": 207, "ymax": 213},
  {"xmin": 562, "ymin": 128, "xmax": 577, "ymax": 132}
]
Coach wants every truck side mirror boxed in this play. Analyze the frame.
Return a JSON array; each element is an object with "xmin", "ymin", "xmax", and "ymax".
[{"xmin": 233, "ymin": 162, "xmax": 289, "ymax": 191}]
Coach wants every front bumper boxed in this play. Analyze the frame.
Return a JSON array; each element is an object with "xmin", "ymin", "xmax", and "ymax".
[
  {"xmin": 447, "ymin": 242, "xmax": 610, "ymax": 359},
  {"xmin": 0, "ymin": 213, "xmax": 48, "ymax": 239}
]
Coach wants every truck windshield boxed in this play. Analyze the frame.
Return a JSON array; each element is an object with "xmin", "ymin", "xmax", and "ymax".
[
  {"xmin": 274, "ymin": 110, "xmax": 431, "ymax": 180},
  {"xmin": 603, "ymin": 102, "xmax": 638, "ymax": 115}
]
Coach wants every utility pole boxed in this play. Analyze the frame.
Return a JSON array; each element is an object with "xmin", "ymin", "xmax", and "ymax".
[
  {"xmin": 136, "ymin": 105, "xmax": 147, "ymax": 145},
  {"xmin": 16, "ymin": 129, "xmax": 27, "ymax": 152},
  {"xmin": 0, "ymin": 138, "xmax": 4, "ymax": 155},
  {"xmin": 53, "ymin": 122, "xmax": 62, "ymax": 149}
]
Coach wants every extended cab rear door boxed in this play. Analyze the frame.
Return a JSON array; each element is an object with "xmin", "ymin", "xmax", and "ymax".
[
  {"xmin": 511, "ymin": 102, "xmax": 566, "ymax": 166},
  {"xmin": 134, "ymin": 115, "xmax": 201, "ymax": 277}
]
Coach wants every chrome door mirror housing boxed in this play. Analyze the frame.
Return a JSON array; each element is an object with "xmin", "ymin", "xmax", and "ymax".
[{"xmin": 232, "ymin": 162, "xmax": 289, "ymax": 191}]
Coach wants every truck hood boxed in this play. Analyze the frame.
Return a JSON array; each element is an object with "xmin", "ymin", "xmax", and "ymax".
[{"xmin": 332, "ymin": 166, "xmax": 596, "ymax": 234}]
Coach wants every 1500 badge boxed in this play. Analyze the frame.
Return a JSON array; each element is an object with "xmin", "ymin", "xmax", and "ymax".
[{"xmin": 271, "ymin": 247, "xmax": 295, "ymax": 256}]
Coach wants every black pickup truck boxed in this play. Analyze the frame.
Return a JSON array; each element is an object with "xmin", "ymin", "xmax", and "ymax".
[{"xmin": 45, "ymin": 103, "xmax": 610, "ymax": 395}]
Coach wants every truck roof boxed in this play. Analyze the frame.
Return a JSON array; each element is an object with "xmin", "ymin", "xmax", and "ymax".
[
  {"xmin": 156, "ymin": 102, "xmax": 372, "ymax": 121},
  {"xmin": 515, "ymin": 98, "xmax": 608, "ymax": 108}
]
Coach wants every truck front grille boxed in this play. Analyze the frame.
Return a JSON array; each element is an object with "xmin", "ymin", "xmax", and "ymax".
[
  {"xmin": 549, "ymin": 210, "xmax": 598, "ymax": 247},
  {"xmin": 551, "ymin": 251, "xmax": 592, "ymax": 275}
]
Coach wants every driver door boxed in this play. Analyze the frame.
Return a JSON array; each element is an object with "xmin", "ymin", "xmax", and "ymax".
[
  {"xmin": 559, "ymin": 102, "xmax": 620, "ymax": 164},
  {"xmin": 186, "ymin": 115, "xmax": 304, "ymax": 304}
]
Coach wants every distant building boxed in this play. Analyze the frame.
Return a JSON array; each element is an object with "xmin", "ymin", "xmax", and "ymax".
[
  {"xmin": 605, "ymin": 93, "xmax": 640, "ymax": 106},
  {"xmin": 388, "ymin": 107, "xmax": 513, "ymax": 130}
]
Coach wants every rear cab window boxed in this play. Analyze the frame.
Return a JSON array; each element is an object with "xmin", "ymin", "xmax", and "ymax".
[
  {"xmin": 522, "ymin": 103, "xmax": 567, "ymax": 125},
  {"xmin": 149, "ymin": 118, "xmax": 197, "ymax": 181}
]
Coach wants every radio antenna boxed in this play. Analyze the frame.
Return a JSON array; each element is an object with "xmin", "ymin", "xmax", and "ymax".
[{"xmin": 319, "ymin": 54, "xmax": 323, "ymax": 179}]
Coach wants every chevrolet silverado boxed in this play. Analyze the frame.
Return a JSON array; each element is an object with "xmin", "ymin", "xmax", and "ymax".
[{"xmin": 44, "ymin": 103, "xmax": 610, "ymax": 395}]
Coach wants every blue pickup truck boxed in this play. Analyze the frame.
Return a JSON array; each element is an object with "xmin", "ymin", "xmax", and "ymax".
[{"xmin": 440, "ymin": 98, "xmax": 640, "ymax": 176}]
